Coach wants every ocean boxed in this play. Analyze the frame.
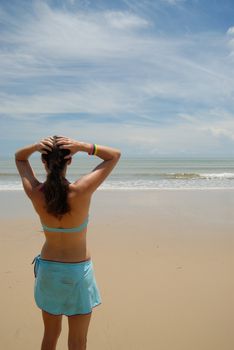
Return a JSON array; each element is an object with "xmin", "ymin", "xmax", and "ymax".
[{"xmin": 1, "ymin": 156, "xmax": 234, "ymax": 190}]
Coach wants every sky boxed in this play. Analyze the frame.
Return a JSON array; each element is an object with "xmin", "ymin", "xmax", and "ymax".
[{"xmin": 1, "ymin": 0, "xmax": 234, "ymax": 157}]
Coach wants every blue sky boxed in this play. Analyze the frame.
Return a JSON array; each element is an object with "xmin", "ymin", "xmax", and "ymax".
[{"xmin": 1, "ymin": 0, "xmax": 234, "ymax": 156}]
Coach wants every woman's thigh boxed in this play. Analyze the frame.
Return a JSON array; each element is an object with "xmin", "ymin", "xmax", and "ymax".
[
  {"xmin": 68, "ymin": 312, "xmax": 92, "ymax": 343},
  {"xmin": 42, "ymin": 310, "xmax": 63, "ymax": 337}
]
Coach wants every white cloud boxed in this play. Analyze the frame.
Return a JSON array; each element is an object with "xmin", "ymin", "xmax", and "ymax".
[
  {"xmin": 178, "ymin": 109, "xmax": 234, "ymax": 142},
  {"xmin": 160, "ymin": 0, "xmax": 185, "ymax": 5},
  {"xmin": 104, "ymin": 11, "xmax": 150, "ymax": 30},
  {"xmin": 2, "ymin": 3, "xmax": 150, "ymax": 61},
  {"xmin": 0, "ymin": 82, "xmax": 140, "ymax": 114},
  {"xmin": 2, "ymin": 110, "xmax": 234, "ymax": 156},
  {"xmin": 227, "ymin": 27, "xmax": 234, "ymax": 35},
  {"xmin": 208, "ymin": 127, "xmax": 234, "ymax": 140},
  {"xmin": 226, "ymin": 26, "xmax": 234, "ymax": 57}
]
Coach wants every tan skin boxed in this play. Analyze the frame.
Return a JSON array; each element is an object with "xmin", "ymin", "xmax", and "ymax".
[{"xmin": 15, "ymin": 136, "xmax": 121, "ymax": 350}]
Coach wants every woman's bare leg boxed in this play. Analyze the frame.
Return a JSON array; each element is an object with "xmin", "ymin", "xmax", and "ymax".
[
  {"xmin": 41, "ymin": 310, "xmax": 63, "ymax": 350},
  {"xmin": 67, "ymin": 312, "xmax": 92, "ymax": 350}
]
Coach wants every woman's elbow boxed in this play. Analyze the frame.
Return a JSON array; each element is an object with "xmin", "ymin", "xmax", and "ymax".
[{"xmin": 114, "ymin": 149, "xmax": 121, "ymax": 160}]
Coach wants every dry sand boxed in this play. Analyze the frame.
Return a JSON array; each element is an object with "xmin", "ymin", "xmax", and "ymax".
[{"xmin": 0, "ymin": 190, "xmax": 234, "ymax": 350}]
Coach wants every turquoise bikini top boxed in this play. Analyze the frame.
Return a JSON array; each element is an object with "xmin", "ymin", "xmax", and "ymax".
[{"xmin": 42, "ymin": 216, "xmax": 89, "ymax": 233}]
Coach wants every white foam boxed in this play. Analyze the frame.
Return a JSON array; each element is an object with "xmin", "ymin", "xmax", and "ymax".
[
  {"xmin": 200, "ymin": 172, "xmax": 234, "ymax": 179},
  {"xmin": 1, "ymin": 176, "xmax": 234, "ymax": 191},
  {"xmin": 0, "ymin": 185, "xmax": 22, "ymax": 190}
]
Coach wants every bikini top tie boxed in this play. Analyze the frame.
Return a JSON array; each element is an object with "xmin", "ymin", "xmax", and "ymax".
[{"xmin": 41, "ymin": 216, "xmax": 89, "ymax": 233}]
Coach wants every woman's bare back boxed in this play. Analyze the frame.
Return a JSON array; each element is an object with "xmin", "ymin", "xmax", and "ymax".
[{"xmin": 31, "ymin": 182, "xmax": 92, "ymax": 262}]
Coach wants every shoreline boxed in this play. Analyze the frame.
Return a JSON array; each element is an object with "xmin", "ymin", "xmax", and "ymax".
[{"xmin": 1, "ymin": 187, "xmax": 234, "ymax": 191}]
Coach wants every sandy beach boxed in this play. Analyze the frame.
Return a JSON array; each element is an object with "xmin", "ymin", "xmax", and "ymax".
[{"xmin": 0, "ymin": 189, "xmax": 233, "ymax": 350}]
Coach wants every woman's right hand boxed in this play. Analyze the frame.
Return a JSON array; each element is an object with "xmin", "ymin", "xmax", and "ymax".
[
  {"xmin": 55, "ymin": 136, "xmax": 81, "ymax": 159},
  {"xmin": 36, "ymin": 137, "xmax": 54, "ymax": 154}
]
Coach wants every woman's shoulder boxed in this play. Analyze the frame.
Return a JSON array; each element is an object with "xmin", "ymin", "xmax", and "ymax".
[
  {"xmin": 28, "ymin": 182, "xmax": 45, "ymax": 201},
  {"xmin": 68, "ymin": 183, "xmax": 92, "ymax": 204},
  {"xmin": 69, "ymin": 181, "xmax": 88, "ymax": 193}
]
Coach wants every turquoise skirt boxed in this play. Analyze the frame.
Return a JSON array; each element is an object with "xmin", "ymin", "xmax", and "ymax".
[{"xmin": 32, "ymin": 255, "xmax": 102, "ymax": 316}]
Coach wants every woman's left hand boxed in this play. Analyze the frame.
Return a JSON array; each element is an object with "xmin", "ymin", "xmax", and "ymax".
[{"xmin": 55, "ymin": 136, "xmax": 80, "ymax": 159}]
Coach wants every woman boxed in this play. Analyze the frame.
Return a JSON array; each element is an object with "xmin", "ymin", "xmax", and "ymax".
[{"xmin": 15, "ymin": 135, "xmax": 121, "ymax": 350}]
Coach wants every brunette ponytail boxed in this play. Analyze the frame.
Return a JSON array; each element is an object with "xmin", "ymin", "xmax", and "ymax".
[{"xmin": 42, "ymin": 136, "xmax": 71, "ymax": 218}]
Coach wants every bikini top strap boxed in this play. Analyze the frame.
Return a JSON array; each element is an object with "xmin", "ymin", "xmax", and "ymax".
[{"xmin": 41, "ymin": 216, "xmax": 89, "ymax": 233}]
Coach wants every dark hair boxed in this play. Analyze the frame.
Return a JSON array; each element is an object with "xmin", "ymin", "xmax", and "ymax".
[{"xmin": 41, "ymin": 136, "xmax": 71, "ymax": 218}]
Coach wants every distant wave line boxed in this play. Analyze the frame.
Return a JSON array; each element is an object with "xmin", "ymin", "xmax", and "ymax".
[{"xmin": 1, "ymin": 171, "xmax": 234, "ymax": 179}]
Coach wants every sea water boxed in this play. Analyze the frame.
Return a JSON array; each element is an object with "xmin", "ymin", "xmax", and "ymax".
[{"xmin": 1, "ymin": 156, "xmax": 234, "ymax": 190}]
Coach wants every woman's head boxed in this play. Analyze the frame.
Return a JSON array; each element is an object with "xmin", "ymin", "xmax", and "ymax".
[
  {"xmin": 41, "ymin": 135, "xmax": 71, "ymax": 219},
  {"xmin": 41, "ymin": 136, "xmax": 71, "ymax": 175}
]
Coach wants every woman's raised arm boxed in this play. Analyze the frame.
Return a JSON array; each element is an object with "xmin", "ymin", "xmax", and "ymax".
[
  {"xmin": 56, "ymin": 137, "xmax": 121, "ymax": 194},
  {"xmin": 15, "ymin": 137, "xmax": 53, "ymax": 197}
]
